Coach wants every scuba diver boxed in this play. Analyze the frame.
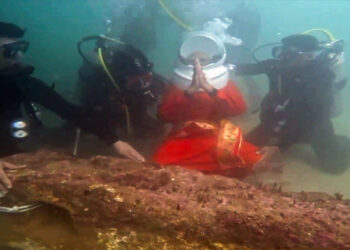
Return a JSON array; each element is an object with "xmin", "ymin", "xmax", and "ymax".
[
  {"xmin": 235, "ymin": 33, "xmax": 350, "ymax": 174},
  {"xmin": 0, "ymin": 22, "xmax": 145, "ymax": 193},
  {"xmin": 77, "ymin": 35, "xmax": 166, "ymax": 155}
]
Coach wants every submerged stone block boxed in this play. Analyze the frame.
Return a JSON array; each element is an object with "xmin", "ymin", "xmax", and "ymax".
[{"xmin": 1, "ymin": 150, "xmax": 350, "ymax": 249}]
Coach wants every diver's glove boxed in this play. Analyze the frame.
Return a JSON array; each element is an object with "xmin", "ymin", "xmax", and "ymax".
[
  {"xmin": 113, "ymin": 141, "xmax": 145, "ymax": 163},
  {"xmin": 253, "ymin": 146, "xmax": 281, "ymax": 173}
]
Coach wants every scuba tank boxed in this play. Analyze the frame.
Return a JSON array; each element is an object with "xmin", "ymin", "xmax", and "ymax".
[
  {"xmin": 295, "ymin": 29, "xmax": 346, "ymax": 118},
  {"xmin": 77, "ymin": 34, "xmax": 161, "ymax": 136},
  {"xmin": 77, "ymin": 35, "xmax": 131, "ymax": 133}
]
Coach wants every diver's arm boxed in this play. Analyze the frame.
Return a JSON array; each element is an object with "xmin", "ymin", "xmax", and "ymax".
[
  {"xmin": 212, "ymin": 81, "xmax": 247, "ymax": 116},
  {"xmin": 25, "ymin": 77, "xmax": 145, "ymax": 162},
  {"xmin": 235, "ymin": 59, "xmax": 277, "ymax": 76},
  {"xmin": 196, "ymin": 59, "xmax": 246, "ymax": 116},
  {"xmin": 24, "ymin": 77, "xmax": 119, "ymax": 144}
]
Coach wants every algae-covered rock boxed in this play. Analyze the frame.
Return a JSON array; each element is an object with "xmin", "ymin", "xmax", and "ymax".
[{"xmin": 1, "ymin": 150, "xmax": 350, "ymax": 249}]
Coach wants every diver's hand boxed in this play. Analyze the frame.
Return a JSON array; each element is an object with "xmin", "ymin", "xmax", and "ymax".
[
  {"xmin": 253, "ymin": 146, "xmax": 280, "ymax": 172},
  {"xmin": 185, "ymin": 58, "xmax": 202, "ymax": 95},
  {"xmin": 194, "ymin": 58, "xmax": 216, "ymax": 94},
  {"xmin": 113, "ymin": 141, "xmax": 145, "ymax": 163},
  {"xmin": 0, "ymin": 161, "xmax": 26, "ymax": 195}
]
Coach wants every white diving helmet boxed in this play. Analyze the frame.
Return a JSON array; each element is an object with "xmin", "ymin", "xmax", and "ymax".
[{"xmin": 172, "ymin": 31, "xmax": 235, "ymax": 90}]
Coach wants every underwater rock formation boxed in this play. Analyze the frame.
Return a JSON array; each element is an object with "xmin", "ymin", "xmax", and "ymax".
[{"xmin": 2, "ymin": 150, "xmax": 350, "ymax": 249}]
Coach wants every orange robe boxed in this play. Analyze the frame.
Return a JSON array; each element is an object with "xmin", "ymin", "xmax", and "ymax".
[{"xmin": 153, "ymin": 80, "xmax": 261, "ymax": 178}]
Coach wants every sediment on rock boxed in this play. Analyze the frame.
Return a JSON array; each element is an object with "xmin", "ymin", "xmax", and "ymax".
[{"xmin": 2, "ymin": 150, "xmax": 350, "ymax": 249}]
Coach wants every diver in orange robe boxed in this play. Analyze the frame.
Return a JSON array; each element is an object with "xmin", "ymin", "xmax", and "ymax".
[{"xmin": 153, "ymin": 59, "xmax": 273, "ymax": 178}]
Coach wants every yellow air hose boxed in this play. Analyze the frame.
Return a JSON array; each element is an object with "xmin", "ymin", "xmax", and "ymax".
[
  {"xmin": 302, "ymin": 28, "xmax": 336, "ymax": 42},
  {"xmin": 98, "ymin": 47, "xmax": 132, "ymax": 135},
  {"xmin": 98, "ymin": 48, "xmax": 121, "ymax": 92},
  {"xmin": 158, "ymin": 0, "xmax": 192, "ymax": 31}
]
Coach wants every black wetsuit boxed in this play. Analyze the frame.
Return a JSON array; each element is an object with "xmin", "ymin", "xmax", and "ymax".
[
  {"xmin": 0, "ymin": 64, "xmax": 119, "ymax": 157},
  {"xmin": 236, "ymin": 59, "xmax": 350, "ymax": 173},
  {"xmin": 78, "ymin": 63, "xmax": 165, "ymax": 140}
]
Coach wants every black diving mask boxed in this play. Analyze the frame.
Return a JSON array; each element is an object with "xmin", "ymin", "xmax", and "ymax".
[
  {"xmin": 272, "ymin": 39, "xmax": 344, "ymax": 64},
  {"xmin": 272, "ymin": 46, "xmax": 323, "ymax": 61},
  {"xmin": 1, "ymin": 41, "xmax": 29, "ymax": 59}
]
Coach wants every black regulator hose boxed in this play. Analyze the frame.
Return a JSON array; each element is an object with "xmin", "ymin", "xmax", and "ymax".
[
  {"xmin": 77, "ymin": 35, "xmax": 104, "ymax": 65},
  {"xmin": 252, "ymin": 42, "xmax": 280, "ymax": 62}
]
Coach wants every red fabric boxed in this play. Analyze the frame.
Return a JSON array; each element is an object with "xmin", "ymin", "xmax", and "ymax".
[
  {"xmin": 158, "ymin": 80, "xmax": 247, "ymax": 124},
  {"xmin": 153, "ymin": 134, "xmax": 218, "ymax": 172},
  {"xmin": 153, "ymin": 134, "xmax": 261, "ymax": 177},
  {"xmin": 153, "ymin": 80, "xmax": 260, "ymax": 178}
]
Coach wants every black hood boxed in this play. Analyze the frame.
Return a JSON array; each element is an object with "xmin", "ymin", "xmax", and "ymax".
[
  {"xmin": 108, "ymin": 45, "xmax": 153, "ymax": 77},
  {"xmin": 282, "ymin": 34, "xmax": 320, "ymax": 52}
]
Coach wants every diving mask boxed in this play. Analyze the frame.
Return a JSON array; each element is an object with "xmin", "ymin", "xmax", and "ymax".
[
  {"xmin": 272, "ymin": 46, "xmax": 322, "ymax": 61},
  {"xmin": 1, "ymin": 41, "xmax": 29, "ymax": 59},
  {"xmin": 272, "ymin": 39, "xmax": 344, "ymax": 64}
]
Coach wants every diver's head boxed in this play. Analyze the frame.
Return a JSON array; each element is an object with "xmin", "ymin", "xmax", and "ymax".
[
  {"xmin": 273, "ymin": 34, "xmax": 320, "ymax": 67},
  {"xmin": 109, "ymin": 45, "xmax": 153, "ymax": 92},
  {"xmin": 0, "ymin": 22, "xmax": 29, "ymax": 70}
]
